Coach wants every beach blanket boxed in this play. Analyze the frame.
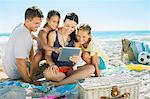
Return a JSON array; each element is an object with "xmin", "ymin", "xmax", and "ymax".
[
  {"xmin": 1, "ymin": 64, "xmax": 150, "ymax": 98},
  {"xmin": 0, "ymin": 80, "xmax": 78, "ymax": 99}
]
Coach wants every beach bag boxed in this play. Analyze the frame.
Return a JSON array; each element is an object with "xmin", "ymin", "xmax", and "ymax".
[
  {"xmin": 98, "ymin": 48, "xmax": 108, "ymax": 69},
  {"xmin": 99, "ymin": 56, "xmax": 106, "ymax": 70}
]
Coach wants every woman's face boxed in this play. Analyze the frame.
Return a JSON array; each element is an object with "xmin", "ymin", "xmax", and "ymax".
[
  {"xmin": 63, "ymin": 19, "xmax": 77, "ymax": 35},
  {"xmin": 47, "ymin": 15, "xmax": 60, "ymax": 30}
]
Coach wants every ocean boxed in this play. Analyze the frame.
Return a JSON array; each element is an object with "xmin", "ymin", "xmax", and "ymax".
[{"xmin": 0, "ymin": 31, "xmax": 150, "ymax": 43}]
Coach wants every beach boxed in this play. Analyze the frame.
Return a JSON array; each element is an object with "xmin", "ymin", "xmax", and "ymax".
[
  {"xmin": 1, "ymin": 34, "xmax": 150, "ymax": 98},
  {"xmin": 1, "ymin": 35, "xmax": 150, "ymax": 79}
]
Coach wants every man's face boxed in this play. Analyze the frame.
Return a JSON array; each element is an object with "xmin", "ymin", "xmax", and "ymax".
[{"xmin": 28, "ymin": 17, "xmax": 42, "ymax": 32}]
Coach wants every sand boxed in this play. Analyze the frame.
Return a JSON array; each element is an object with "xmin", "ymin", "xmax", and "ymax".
[{"xmin": 1, "ymin": 38, "xmax": 150, "ymax": 98}]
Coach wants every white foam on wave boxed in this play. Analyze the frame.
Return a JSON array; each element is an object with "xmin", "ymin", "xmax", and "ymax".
[{"xmin": 0, "ymin": 36, "xmax": 9, "ymax": 44}]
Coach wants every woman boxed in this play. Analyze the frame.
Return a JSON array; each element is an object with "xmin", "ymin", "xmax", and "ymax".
[{"xmin": 44, "ymin": 12, "xmax": 95, "ymax": 86}]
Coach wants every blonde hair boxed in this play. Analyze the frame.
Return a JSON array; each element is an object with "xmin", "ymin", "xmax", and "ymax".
[{"xmin": 77, "ymin": 23, "xmax": 91, "ymax": 35}]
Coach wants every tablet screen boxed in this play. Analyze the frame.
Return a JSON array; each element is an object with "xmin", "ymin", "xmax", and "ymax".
[{"xmin": 57, "ymin": 47, "xmax": 81, "ymax": 61}]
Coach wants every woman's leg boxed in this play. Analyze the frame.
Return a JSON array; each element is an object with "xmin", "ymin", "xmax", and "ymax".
[
  {"xmin": 53, "ymin": 64, "xmax": 95, "ymax": 86},
  {"xmin": 43, "ymin": 67, "xmax": 66, "ymax": 82},
  {"xmin": 30, "ymin": 51, "xmax": 43, "ymax": 80}
]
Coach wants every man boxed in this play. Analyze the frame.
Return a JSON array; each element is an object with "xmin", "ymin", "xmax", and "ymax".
[{"xmin": 3, "ymin": 6, "xmax": 43, "ymax": 84}]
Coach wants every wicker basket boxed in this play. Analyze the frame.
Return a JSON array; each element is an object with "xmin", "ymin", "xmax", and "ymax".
[{"xmin": 78, "ymin": 74, "xmax": 140, "ymax": 99}]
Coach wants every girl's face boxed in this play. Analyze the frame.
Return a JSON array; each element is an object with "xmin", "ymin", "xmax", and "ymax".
[
  {"xmin": 77, "ymin": 30, "xmax": 91, "ymax": 44},
  {"xmin": 63, "ymin": 19, "xmax": 77, "ymax": 35},
  {"xmin": 47, "ymin": 15, "xmax": 60, "ymax": 30}
]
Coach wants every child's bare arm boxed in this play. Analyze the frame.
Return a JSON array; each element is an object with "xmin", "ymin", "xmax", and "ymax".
[
  {"xmin": 38, "ymin": 30, "xmax": 49, "ymax": 50},
  {"xmin": 45, "ymin": 31, "xmax": 57, "ymax": 66}
]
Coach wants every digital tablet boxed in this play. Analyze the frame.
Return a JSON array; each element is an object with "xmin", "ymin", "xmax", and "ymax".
[{"xmin": 57, "ymin": 47, "xmax": 81, "ymax": 61}]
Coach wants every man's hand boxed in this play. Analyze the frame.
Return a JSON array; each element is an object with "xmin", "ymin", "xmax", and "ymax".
[{"xmin": 30, "ymin": 81, "xmax": 42, "ymax": 86}]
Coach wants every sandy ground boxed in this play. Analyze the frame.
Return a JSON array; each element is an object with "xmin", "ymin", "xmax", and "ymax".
[{"xmin": 0, "ymin": 39, "xmax": 123, "ymax": 81}]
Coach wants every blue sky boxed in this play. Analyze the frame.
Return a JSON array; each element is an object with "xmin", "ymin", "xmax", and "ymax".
[{"xmin": 0, "ymin": 0, "xmax": 149, "ymax": 33}]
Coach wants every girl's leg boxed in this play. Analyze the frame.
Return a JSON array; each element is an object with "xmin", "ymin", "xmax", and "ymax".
[
  {"xmin": 81, "ymin": 51, "xmax": 91, "ymax": 64},
  {"xmin": 30, "ymin": 51, "xmax": 43, "ymax": 80},
  {"xmin": 92, "ymin": 53, "xmax": 100, "ymax": 77}
]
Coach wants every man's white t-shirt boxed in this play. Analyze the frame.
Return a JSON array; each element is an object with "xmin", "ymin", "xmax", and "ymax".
[{"xmin": 3, "ymin": 23, "xmax": 33, "ymax": 79}]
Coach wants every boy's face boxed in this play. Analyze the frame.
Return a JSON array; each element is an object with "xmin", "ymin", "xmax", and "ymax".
[{"xmin": 77, "ymin": 30, "xmax": 91, "ymax": 44}]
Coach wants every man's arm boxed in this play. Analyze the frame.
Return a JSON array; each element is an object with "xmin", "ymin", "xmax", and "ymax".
[
  {"xmin": 29, "ymin": 45, "xmax": 34, "ymax": 62},
  {"xmin": 16, "ymin": 58, "xmax": 32, "ymax": 83}
]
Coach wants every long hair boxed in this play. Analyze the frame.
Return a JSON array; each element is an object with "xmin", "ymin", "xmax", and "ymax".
[
  {"xmin": 64, "ymin": 12, "xmax": 79, "ymax": 43},
  {"xmin": 44, "ymin": 10, "xmax": 60, "ymax": 28}
]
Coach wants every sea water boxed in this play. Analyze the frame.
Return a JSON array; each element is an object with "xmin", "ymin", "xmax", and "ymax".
[{"xmin": 0, "ymin": 30, "xmax": 150, "ymax": 43}]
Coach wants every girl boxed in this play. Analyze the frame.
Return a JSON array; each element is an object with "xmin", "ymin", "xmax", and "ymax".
[
  {"xmin": 76, "ymin": 24, "xmax": 100, "ymax": 77},
  {"xmin": 30, "ymin": 10, "xmax": 60, "ymax": 80},
  {"xmin": 43, "ymin": 13, "xmax": 95, "ymax": 86}
]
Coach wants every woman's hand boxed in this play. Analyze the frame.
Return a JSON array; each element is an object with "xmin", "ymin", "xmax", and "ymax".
[
  {"xmin": 47, "ymin": 65, "xmax": 59, "ymax": 74},
  {"xmin": 69, "ymin": 55, "xmax": 80, "ymax": 64}
]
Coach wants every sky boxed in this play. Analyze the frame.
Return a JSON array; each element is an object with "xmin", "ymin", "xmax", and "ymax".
[{"xmin": 0, "ymin": 0, "xmax": 149, "ymax": 33}]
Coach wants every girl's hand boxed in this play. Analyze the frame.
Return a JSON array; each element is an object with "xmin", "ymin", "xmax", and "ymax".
[
  {"xmin": 69, "ymin": 55, "xmax": 80, "ymax": 64},
  {"xmin": 55, "ymin": 47, "xmax": 62, "ymax": 54}
]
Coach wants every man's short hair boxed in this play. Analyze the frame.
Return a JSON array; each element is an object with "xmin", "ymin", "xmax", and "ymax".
[{"xmin": 25, "ymin": 6, "xmax": 43, "ymax": 20}]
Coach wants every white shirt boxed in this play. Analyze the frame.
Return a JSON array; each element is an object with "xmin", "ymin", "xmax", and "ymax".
[{"xmin": 3, "ymin": 23, "xmax": 33, "ymax": 79}]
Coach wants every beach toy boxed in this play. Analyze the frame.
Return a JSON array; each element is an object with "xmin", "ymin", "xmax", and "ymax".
[
  {"xmin": 127, "ymin": 64, "xmax": 150, "ymax": 71},
  {"xmin": 138, "ymin": 51, "xmax": 150, "ymax": 65},
  {"xmin": 126, "ymin": 64, "xmax": 145, "ymax": 72}
]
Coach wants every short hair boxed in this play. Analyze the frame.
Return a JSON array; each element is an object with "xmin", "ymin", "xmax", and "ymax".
[
  {"xmin": 64, "ymin": 12, "xmax": 78, "ymax": 24},
  {"xmin": 25, "ymin": 6, "xmax": 43, "ymax": 20},
  {"xmin": 77, "ymin": 24, "xmax": 91, "ymax": 34}
]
